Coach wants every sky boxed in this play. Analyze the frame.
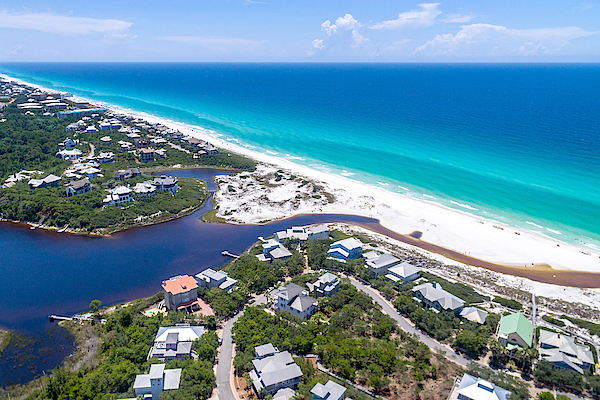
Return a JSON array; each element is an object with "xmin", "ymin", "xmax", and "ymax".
[{"xmin": 0, "ymin": 0, "xmax": 598, "ymax": 62}]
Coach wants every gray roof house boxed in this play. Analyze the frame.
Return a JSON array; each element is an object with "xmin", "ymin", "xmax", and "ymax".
[
  {"xmin": 307, "ymin": 273, "xmax": 340, "ymax": 297},
  {"xmin": 255, "ymin": 343, "xmax": 278, "ymax": 359},
  {"xmin": 412, "ymin": 282, "xmax": 465, "ymax": 312},
  {"xmin": 133, "ymin": 364, "xmax": 182, "ymax": 400},
  {"xmin": 195, "ymin": 268, "xmax": 237, "ymax": 292},
  {"xmin": 148, "ymin": 326, "xmax": 204, "ymax": 362},
  {"xmin": 28, "ymin": 174, "xmax": 61, "ymax": 189},
  {"xmin": 272, "ymin": 283, "xmax": 318, "ymax": 320},
  {"xmin": 311, "ymin": 380, "xmax": 347, "ymax": 400},
  {"xmin": 273, "ymin": 388, "xmax": 297, "ymax": 400},
  {"xmin": 259, "ymin": 239, "xmax": 293, "ymax": 262},
  {"xmin": 385, "ymin": 262, "xmax": 421, "ymax": 285},
  {"xmin": 538, "ymin": 329, "xmax": 594, "ymax": 374},
  {"xmin": 364, "ymin": 252, "xmax": 401, "ymax": 276},
  {"xmin": 459, "ymin": 307, "xmax": 489, "ymax": 324},
  {"xmin": 249, "ymin": 349, "xmax": 303, "ymax": 397},
  {"xmin": 66, "ymin": 178, "xmax": 92, "ymax": 197},
  {"xmin": 447, "ymin": 373, "xmax": 511, "ymax": 400}
]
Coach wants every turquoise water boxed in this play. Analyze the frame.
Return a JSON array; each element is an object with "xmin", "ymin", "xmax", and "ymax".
[{"xmin": 1, "ymin": 63, "xmax": 599, "ymax": 249}]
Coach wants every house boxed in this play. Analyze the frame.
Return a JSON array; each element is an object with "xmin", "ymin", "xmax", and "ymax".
[
  {"xmin": 259, "ymin": 239, "xmax": 293, "ymax": 262},
  {"xmin": 384, "ymin": 262, "xmax": 421, "ymax": 284},
  {"xmin": 149, "ymin": 326, "xmax": 205, "ymax": 361},
  {"xmin": 85, "ymin": 125, "xmax": 98, "ymax": 133},
  {"xmin": 133, "ymin": 182, "xmax": 157, "ymax": 197},
  {"xmin": 328, "ymin": 238, "xmax": 362, "ymax": 261},
  {"xmin": 271, "ymin": 283, "xmax": 318, "ymax": 320},
  {"xmin": 162, "ymin": 275, "xmax": 199, "ymax": 312},
  {"xmin": 81, "ymin": 167, "xmax": 102, "ymax": 179},
  {"xmin": 99, "ymin": 122, "xmax": 112, "ymax": 131},
  {"xmin": 140, "ymin": 148, "xmax": 155, "ymax": 163},
  {"xmin": 459, "ymin": 307, "xmax": 489, "ymax": 324},
  {"xmin": 307, "ymin": 273, "xmax": 340, "ymax": 297},
  {"xmin": 195, "ymin": 268, "xmax": 237, "ymax": 292},
  {"xmin": 103, "ymin": 186, "xmax": 133, "ymax": 207},
  {"xmin": 96, "ymin": 152, "xmax": 115, "ymax": 163},
  {"xmin": 100, "ymin": 135, "xmax": 112, "ymax": 144},
  {"xmin": 133, "ymin": 364, "xmax": 182, "ymax": 400},
  {"xmin": 59, "ymin": 138, "xmax": 76, "ymax": 149},
  {"xmin": 119, "ymin": 140, "xmax": 133, "ymax": 151},
  {"xmin": 66, "ymin": 178, "xmax": 92, "ymax": 197},
  {"xmin": 250, "ymin": 348, "xmax": 303, "ymax": 397},
  {"xmin": 311, "ymin": 380, "xmax": 347, "ymax": 400},
  {"xmin": 307, "ymin": 225, "xmax": 330, "ymax": 241},
  {"xmin": 255, "ymin": 343, "xmax": 278, "ymax": 359},
  {"xmin": 56, "ymin": 149, "xmax": 83, "ymax": 161},
  {"xmin": 28, "ymin": 174, "xmax": 61, "ymax": 189},
  {"xmin": 447, "ymin": 373, "xmax": 511, "ymax": 400},
  {"xmin": 538, "ymin": 329, "xmax": 594, "ymax": 374},
  {"xmin": 364, "ymin": 252, "xmax": 401, "ymax": 276},
  {"xmin": 151, "ymin": 175, "xmax": 179, "ymax": 195},
  {"xmin": 113, "ymin": 167, "xmax": 141, "ymax": 181},
  {"xmin": 412, "ymin": 282, "xmax": 465, "ymax": 312},
  {"xmin": 497, "ymin": 312, "xmax": 534, "ymax": 349},
  {"xmin": 275, "ymin": 226, "xmax": 309, "ymax": 243},
  {"xmin": 155, "ymin": 148, "xmax": 167, "ymax": 158},
  {"xmin": 274, "ymin": 388, "xmax": 296, "ymax": 400},
  {"xmin": 135, "ymin": 139, "xmax": 149, "ymax": 148}
]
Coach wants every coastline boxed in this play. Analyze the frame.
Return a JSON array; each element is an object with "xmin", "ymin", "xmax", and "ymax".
[{"xmin": 3, "ymin": 73, "xmax": 600, "ymax": 279}]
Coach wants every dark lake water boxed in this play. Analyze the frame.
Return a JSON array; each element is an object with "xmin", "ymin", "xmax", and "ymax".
[{"xmin": 0, "ymin": 168, "xmax": 377, "ymax": 386}]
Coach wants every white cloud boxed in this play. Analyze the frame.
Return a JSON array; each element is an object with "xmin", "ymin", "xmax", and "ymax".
[
  {"xmin": 312, "ymin": 39, "xmax": 325, "ymax": 50},
  {"xmin": 321, "ymin": 13, "xmax": 361, "ymax": 36},
  {"xmin": 351, "ymin": 30, "xmax": 369, "ymax": 47},
  {"xmin": 161, "ymin": 36, "xmax": 268, "ymax": 51},
  {"xmin": 442, "ymin": 13, "xmax": 476, "ymax": 23},
  {"xmin": 0, "ymin": 11, "xmax": 132, "ymax": 35},
  {"xmin": 371, "ymin": 3, "xmax": 441, "ymax": 30},
  {"xmin": 414, "ymin": 23, "xmax": 596, "ymax": 55}
]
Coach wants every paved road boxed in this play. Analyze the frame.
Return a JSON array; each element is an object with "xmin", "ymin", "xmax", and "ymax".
[
  {"xmin": 349, "ymin": 277, "xmax": 473, "ymax": 368},
  {"xmin": 216, "ymin": 294, "xmax": 267, "ymax": 400}
]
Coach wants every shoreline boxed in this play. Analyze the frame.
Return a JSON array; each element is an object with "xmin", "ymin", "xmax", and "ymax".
[{"xmin": 3, "ymin": 73, "xmax": 600, "ymax": 280}]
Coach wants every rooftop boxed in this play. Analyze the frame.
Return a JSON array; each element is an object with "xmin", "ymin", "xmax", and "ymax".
[{"xmin": 162, "ymin": 275, "xmax": 199, "ymax": 295}]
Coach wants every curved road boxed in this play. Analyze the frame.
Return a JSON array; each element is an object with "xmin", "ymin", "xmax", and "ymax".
[{"xmin": 348, "ymin": 277, "xmax": 473, "ymax": 368}]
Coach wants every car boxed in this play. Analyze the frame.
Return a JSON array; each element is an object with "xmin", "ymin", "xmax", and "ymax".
[{"xmin": 218, "ymin": 337, "xmax": 223, "ymax": 345}]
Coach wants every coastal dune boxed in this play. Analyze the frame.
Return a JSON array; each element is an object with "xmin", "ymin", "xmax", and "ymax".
[{"xmin": 139, "ymin": 116, "xmax": 600, "ymax": 281}]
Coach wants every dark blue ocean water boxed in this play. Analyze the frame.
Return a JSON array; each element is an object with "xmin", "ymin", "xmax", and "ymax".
[{"xmin": 1, "ymin": 63, "xmax": 600, "ymax": 248}]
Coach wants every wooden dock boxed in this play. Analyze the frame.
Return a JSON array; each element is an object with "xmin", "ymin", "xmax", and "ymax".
[{"xmin": 221, "ymin": 251, "xmax": 239, "ymax": 259}]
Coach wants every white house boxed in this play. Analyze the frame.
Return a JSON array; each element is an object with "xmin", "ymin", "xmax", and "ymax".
[
  {"xmin": 149, "ymin": 326, "xmax": 205, "ymax": 362},
  {"xmin": 103, "ymin": 186, "xmax": 133, "ymax": 207},
  {"xmin": 307, "ymin": 273, "xmax": 340, "ymax": 297},
  {"xmin": 28, "ymin": 174, "xmax": 61, "ymax": 189},
  {"xmin": 150, "ymin": 175, "xmax": 179, "ymax": 195},
  {"xmin": 133, "ymin": 182, "xmax": 157, "ymax": 197},
  {"xmin": 447, "ymin": 373, "xmax": 511, "ymax": 400},
  {"xmin": 364, "ymin": 252, "xmax": 401, "ymax": 276},
  {"xmin": 56, "ymin": 149, "xmax": 83, "ymax": 161},
  {"xmin": 258, "ymin": 239, "xmax": 293, "ymax": 262},
  {"xmin": 538, "ymin": 329, "xmax": 594, "ymax": 374},
  {"xmin": 133, "ymin": 364, "xmax": 182, "ymax": 400},
  {"xmin": 384, "ymin": 262, "xmax": 421, "ymax": 284},
  {"xmin": 412, "ymin": 282, "xmax": 465, "ymax": 312},
  {"xmin": 195, "ymin": 268, "xmax": 237, "ymax": 292},
  {"xmin": 250, "ymin": 349, "xmax": 303, "ymax": 397},
  {"xmin": 96, "ymin": 152, "xmax": 115, "ymax": 163},
  {"xmin": 459, "ymin": 307, "xmax": 489, "ymax": 324},
  {"xmin": 311, "ymin": 380, "xmax": 346, "ymax": 400}
]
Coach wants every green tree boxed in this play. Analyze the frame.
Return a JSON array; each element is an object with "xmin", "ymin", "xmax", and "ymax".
[
  {"xmin": 537, "ymin": 392, "xmax": 555, "ymax": 400},
  {"xmin": 89, "ymin": 299, "xmax": 102, "ymax": 312}
]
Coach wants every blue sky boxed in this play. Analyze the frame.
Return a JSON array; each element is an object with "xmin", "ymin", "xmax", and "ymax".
[{"xmin": 0, "ymin": 0, "xmax": 598, "ymax": 62}]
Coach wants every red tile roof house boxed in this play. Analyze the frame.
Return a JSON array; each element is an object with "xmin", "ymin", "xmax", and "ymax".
[{"xmin": 162, "ymin": 275, "xmax": 199, "ymax": 312}]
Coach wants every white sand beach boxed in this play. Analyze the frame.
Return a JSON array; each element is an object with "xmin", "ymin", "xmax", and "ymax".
[{"xmin": 3, "ymin": 73, "xmax": 600, "ymax": 276}]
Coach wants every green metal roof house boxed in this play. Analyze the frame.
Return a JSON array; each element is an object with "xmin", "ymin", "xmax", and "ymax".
[{"xmin": 497, "ymin": 312, "xmax": 534, "ymax": 349}]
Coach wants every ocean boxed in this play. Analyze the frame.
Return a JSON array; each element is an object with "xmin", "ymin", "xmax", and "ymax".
[{"xmin": 1, "ymin": 62, "xmax": 600, "ymax": 249}]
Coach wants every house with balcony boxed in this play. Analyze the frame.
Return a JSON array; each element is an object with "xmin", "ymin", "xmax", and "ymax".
[
  {"xmin": 364, "ymin": 251, "xmax": 401, "ymax": 276},
  {"xmin": 195, "ymin": 268, "xmax": 237, "ymax": 292},
  {"xmin": 384, "ymin": 262, "xmax": 421, "ymax": 284},
  {"xmin": 538, "ymin": 329, "xmax": 594, "ymax": 374},
  {"xmin": 271, "ymin": 283, "xmax": 318, "ymax": 320},
  {"xmin": 311, "ymin": 380, "xmax": 347, "ymax": 400},
  {"xmin": 250, "ymin": 347, "xmax": 303, "ymax": 397},
  {"xmin": 497, "ymin": 312, "xmax": 534, "ymax": 350},
  {"xmin": 66, "ymin": 178, "xmax": 92, "ymax": 197},
  {"xmin": 258, "ymin": 239, "xmax": 293, "ymax": 262},
  {"xmin": 306, "ymin": 273, "xmax": 340, "ymax": 297},
  {"xmin": 447, "ymin": 373, "xmax": 511, "ymax": 400},
  {"xmin": 148, "ymin": 325, "xmax": 204, "ymax": 362},
  {"xmin": 162, "ymin": 275, "xmax": 199, "ymax": 312},
  {"xmin": 103, "ymin": 186, "xmax": 133, "ymax": 207},
  {"xmin": 328, "ymin": 238, "xmax": 362, "ymax": 261},
  {"xmin": 412, "ymin": 282, "xmax": 465, "ymax": 313},
  {"xmin": 133, "ymin": 364, "xmax": 182, "ymax": 400}
]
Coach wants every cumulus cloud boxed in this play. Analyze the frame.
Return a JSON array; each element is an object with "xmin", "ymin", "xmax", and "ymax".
[
  {"xmin": 321, "ymin": 13, "xmax": 362, "ymax": 36},
  {"xmin": 312, "ymin": 39, "xmax": 325, "ymax": 50},
  {"xmin": 161, "ymin": 36, "xmax": 268, "ymax": 51},
  {"xmin": 371, "ymin": 3, "xmax": 441, "ymax": 30},
  {"xmin": 414, "ymin": 23, "xmax": 596, "ymax": 55},
  {"xmin": 351, "ymin": 30, "xmax": 369, "ymax": 47},
  {"xmin": 0, "ymin": 11, "xmax": 132, "ymax": 35}
]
